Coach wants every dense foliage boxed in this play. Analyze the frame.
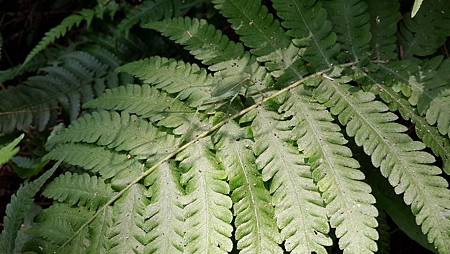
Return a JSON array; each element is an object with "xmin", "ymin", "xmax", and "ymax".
[{"xmin": 0, "ymin": 0, "xmax": 449, "ymax": 253}]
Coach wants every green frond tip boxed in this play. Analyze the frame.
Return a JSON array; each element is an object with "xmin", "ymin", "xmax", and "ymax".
[
  {"xmin": 314, "ymin": 78, "xmax": 450, "ymax": 253},
  {"xmin": 23, "ymin": 8, "xmax": 95, "ymax": 65},
  {"xmin": 42, "ymin": 172, "xmax": 115, "ymax": 210},
  {"xmin": 0, "ymin": 134, "xmax": 24, "ymax": 166},
  {"xmin": 0, "ymin": 160, "xmax": 61, "ymax": 254},
  {"xmin": 213, "ymin": 122, "xmax": 283, "ymax": 253}
]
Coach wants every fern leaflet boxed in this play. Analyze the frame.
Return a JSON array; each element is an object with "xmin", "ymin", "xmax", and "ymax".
[
  {"xmin": 0, "ymin": 161, "xmax": 60, "ymax": 254},
  {"xmin": 143, "ymin": 162, "xmax": 185, "ymax": 254},
  {"xmin": 315, "ymin": 78, "xmax": 450, "ymax": 253},
  {"xmin": 272, "ymin": 0, "xmax": 339, "ymax": 69},
  {"xmin": 145, "ymin": 17, "xmax": 271, "ymax": 99},
  {"xmin": 282, "ymin": 87, "xmax": 378, "ymax": 253},
  {"xmin": 249, "ymin": 107, "xmax": 332, "ymax": 253},
  {"xmin": 0, "ymin": 134, "xmax": 23, "ymax": 166},
  {"xmin": 42, "ymin": 172, "xmax": 115, "ymax": 210},
  {"xmin": 214, "ymin": 122, "xmax": 283, "ymax": 253}
]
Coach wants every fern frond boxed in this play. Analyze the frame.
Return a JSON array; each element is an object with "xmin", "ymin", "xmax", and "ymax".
[
  {"xmin": 249, "ymin": 107, "xmax": 332, "ymax": 253},
  {"xmin": 23, "ymin": 9, "xmax": 95, "ymax": 65},
  {"xmin": 375, "ymin": 59, "xmax": 450, "ymax": 138},
  {"xmin": 177, "ymin": 140, "xmax": 233, "ymax": 253},
  {"xmin": 117, "ymin": 0, "xmax": 204, "ymax": 37},
  {"xmin": 213, "ymin": 0, "xmax": 289, "ymax": 57},
  {"xmin": 324, "ymin": 0, "xmax": 371, "ymax": 63},
  {"xmin": 214, "ymin": 122, "xmax": 283, "ymax": 253},
  {"xmin": 361, "ymin": 156, "xmax": 435, "ymax": 251},
  {"xmin": 0, "ymin": 134, "xmax": 23, "ymax": 166},
  {"xmin": 87, "ymin": 206, "xmax": 113, "ymax": 254},
  {"xmin": 145, "ymin": 17, "xmax": 271, "ymax": 98},
  {"xmin": 366, "ymin": 0, "xmax": 401, "ymax": 60},
  {"xmin": 282, "ymin": 87, "xmax": 378, "ymax": 253},
  {"xmin": 117, "ymin": 57, "xmax": 213, "ymax": 107},
  {"xmin": 426, "ymin": 90, "xmax": 450, "ymax": 138},
  {"xmin": 0, "ymin": 162, "xmax": 59, "ymax": 254},
  {"xmin": 212, "ymin": 0, "xmax": 308, "ymax": 85},
  {"xmin": 42, "ymin": 172, "xmax": 115, "ymax": 210},
  {"xmin": 0, "ymin": 48, "xmax": 128, "ymax": 133},
  {"xmin": 398, "ymin": 0, "xmax": 450, "ymax": 57},
  {"xmin": 143, "ymin": 162, "xmax": 185, "ymax": 254},
  {"xmin": 84, "ymin": 84, "xmax": 208, "ymax": 139},
  {"xmin": 272, "ymin": 0, "xmax": 339, "ymax": 69},
  {"xmin": 368, "ymin": 82, "xmax": 450, "ymax": 174},
  {"xmin": 314, "ymin": 78, "xmax": 450, "ymax": 253},
  {"xmin": 47, "ymin": 110, "xmax": 178, "ymax": 161},
  {"xmin": 44, "ymin": 143, "xmax": 145, "ymax": 189},
  {"xmin": 107, "ymin": 184, "xmax": 147, "ymax": 253},
  {"xmin": 31, "ymin": 203, "xmax": 93, "ymax": 245}
]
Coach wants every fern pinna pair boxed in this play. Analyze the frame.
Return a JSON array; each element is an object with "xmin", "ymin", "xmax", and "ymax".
[{"xmin": 1, "ymin": 0, "xmax": 450, "ymax": 253}]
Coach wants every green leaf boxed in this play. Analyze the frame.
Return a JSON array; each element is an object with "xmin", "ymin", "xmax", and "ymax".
[
  {"xmin": 324, "ymin": 0, "xmax": 371, "ymax": 62},
  {"xmin": 0, "ymin": 161, "xmax": 60, "ymax": 254},
  {"xmin": 251, "ymin": 108, "xmax": 332, "ymax": 253},
  {"xmin": 86, "ymin": 206, "xmax": 112, "ymax": 254},
  {"xmin": 283, "ymin": 87, "xmax": 378, "ymax": 253},
  {"xmin": 213, "ymin": 0, "xmax": 290, "ymax": 57},
  {"xmin": 107, "ymin": 184, "xmax": 147, "ymax": 253},
  {"xmin": 145, "ymin": 17, "xmax": 271, "ymax": 99},
  {"xmin": 43, "ymin": 172, "xmax": 115, "ymax": 210},
  {"xmin": 0, "ymin": 49, "xmax": 127, "ymax": 133},
  {"xmin": 315, "ymin": 78, "xmax": 450, "ymax": 253},
  {"xmin": 46, "ymin": 110, "xmax": 178, "ymax": 161},
  {"xmin": 214, "ymin": 122, "xmax": 283, "ymax": 253},
  {"xmin": 23, "ymin": 9, "xmax": 95, "ymax": 65},
  {"xmin": 177, "ymin": 140, "xmax": 233, "ymax": 253},
  {"xmin": 366, "ymin": 0, "xmax": 401, "ymax": 60},
  {"xmin": 143, "ymin": 162, "xmax": 185, "ymax": 253},
  {"xmin": 272, "ymin": 0, "xmax": 339, "ymax": 69},
  {"xmin": 399, "ymin": 0, "xmax": 450, "ymax": 57},
  {"xmin": 117, "ymin": 57, "xmax": 213, "ymax": 107},
  {"xmin": 84, "ymin": 84, "xmax": 208, "ymax": 140},
  {"xmin": 0, "ymin": 134, "xmax": 24, "ymax": 166},
  {"xmin": 366, "ymin": 79, "xmax": 450, "ymax": 174},
  {"xmin": 44, "ymin": 143, "xmax": 145, "ymax": 189}
]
